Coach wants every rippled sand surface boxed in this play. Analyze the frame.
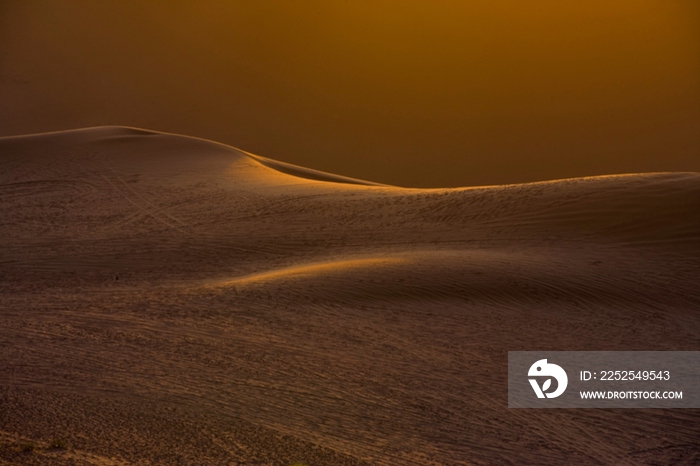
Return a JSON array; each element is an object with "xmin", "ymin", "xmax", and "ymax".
[{"xmin": 1, "ymin": 127, "xmax": 698, "ymax": 465}]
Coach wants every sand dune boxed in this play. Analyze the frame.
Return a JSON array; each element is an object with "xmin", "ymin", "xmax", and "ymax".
[{"xmin": 1, "ymin": 127, "xmax": 698, "ymax": 465}]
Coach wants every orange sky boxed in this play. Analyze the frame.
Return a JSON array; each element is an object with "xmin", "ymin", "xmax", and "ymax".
[{"xmin": 1, "ymin": 1, "xmax": 698, "ymax": 187}]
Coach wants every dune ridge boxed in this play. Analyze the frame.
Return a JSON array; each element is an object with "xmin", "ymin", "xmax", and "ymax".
[{"xmin": 0, "ymin": 127, "xmax": 698, "ymax": 465}]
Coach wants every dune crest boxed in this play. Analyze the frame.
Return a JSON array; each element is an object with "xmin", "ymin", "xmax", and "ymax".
[{"xmin": 205, "ymin": 256, "xmax": 405, "ymax": 288}]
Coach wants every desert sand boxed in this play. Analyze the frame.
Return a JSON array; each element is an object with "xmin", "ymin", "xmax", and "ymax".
[{"xmin": 0, "ymin": 127, "xmax": 698, "ymax": 465}]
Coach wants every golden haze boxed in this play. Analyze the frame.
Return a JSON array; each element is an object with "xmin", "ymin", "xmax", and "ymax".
[{"xmin": 0, "ymin": 1, "xmax": 698, "ymax": 187}]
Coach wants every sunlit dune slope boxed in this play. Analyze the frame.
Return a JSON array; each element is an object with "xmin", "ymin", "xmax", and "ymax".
[
  {"xmin": 0, "ymin": 127, "xmax": 698, "ymax": 465},
  {"xmin": 1, "ymin": 127, "xmax": 697, "ymax": 278}
]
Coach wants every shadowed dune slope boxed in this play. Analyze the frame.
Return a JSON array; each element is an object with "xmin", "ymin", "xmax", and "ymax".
[{"xmin": 0, "ymin": 127, "xmax": 699, "ymax": 465}]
